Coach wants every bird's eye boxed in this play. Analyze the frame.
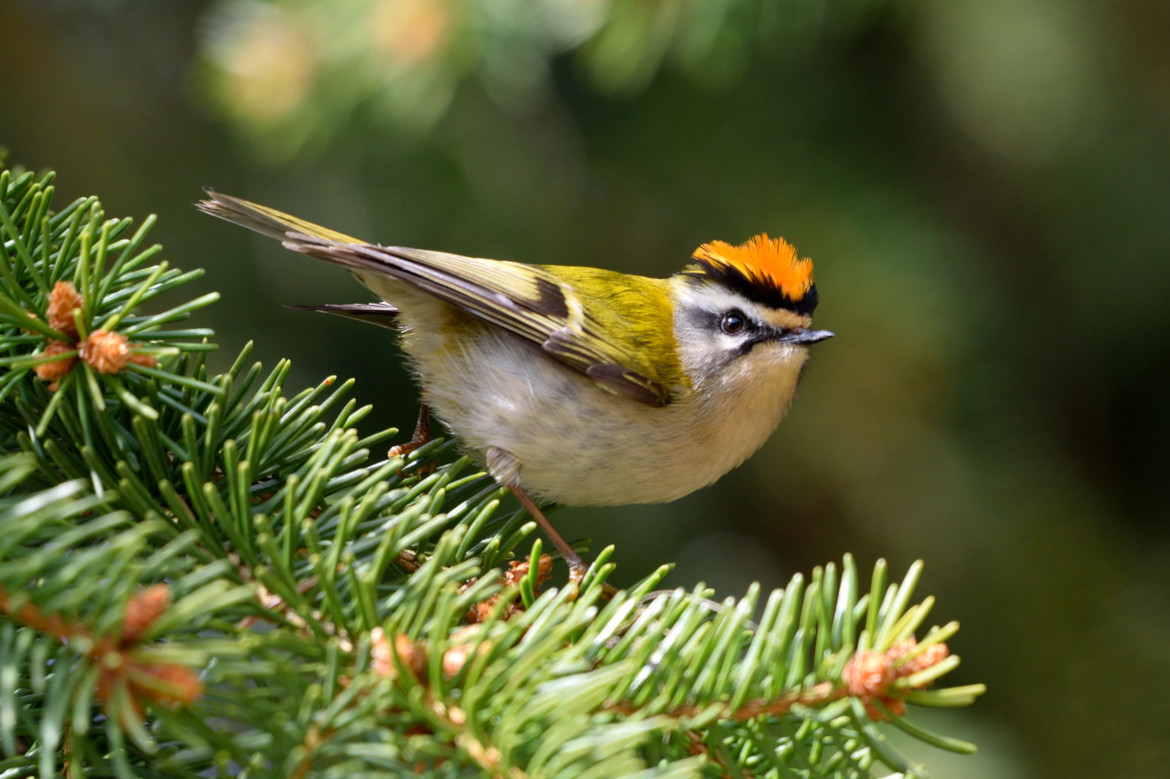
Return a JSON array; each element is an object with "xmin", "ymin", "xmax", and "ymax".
[{"xmin": 719, "ymin": 310, "xmax": 747, "ymax": 335}]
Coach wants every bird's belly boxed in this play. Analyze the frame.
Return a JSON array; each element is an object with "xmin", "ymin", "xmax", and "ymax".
[
  {"xmin": 438, "ymin": 378, "xmax": 713, "ymax": 506},
  {"xmin": 406, "ymin": 326, "xmax": 796, "ymax": 506}
]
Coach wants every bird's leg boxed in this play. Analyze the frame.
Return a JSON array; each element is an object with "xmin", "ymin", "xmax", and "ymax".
[
  {"xmin": 487, "ymin": 446, "xmax": 588, "ymax": 586},
  {"xmin": 388, "ymin": 404, "xmax": 431, "ymax": 459},
  {"xmin": 506, "ymin": 484, "xmax": 588, "ymax": 584}
]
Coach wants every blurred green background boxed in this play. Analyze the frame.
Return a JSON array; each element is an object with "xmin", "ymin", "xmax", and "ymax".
[{"xmin": 3, "ymin": 0, "xmax": 1169, "ymax": 776}]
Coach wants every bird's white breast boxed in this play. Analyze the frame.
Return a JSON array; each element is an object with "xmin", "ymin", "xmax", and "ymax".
[{"xmin": 398, "ymin": 310, "xmax": 808, "ymax": 506}]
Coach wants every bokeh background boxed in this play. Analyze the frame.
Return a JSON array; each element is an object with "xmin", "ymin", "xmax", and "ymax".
[{"xmin": 3, "ymin": 0, "xmax": 1169, "ymax": 776}]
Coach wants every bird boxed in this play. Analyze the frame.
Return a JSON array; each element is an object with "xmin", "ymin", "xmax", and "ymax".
[{"xmin": 197, "ymin": 191, "xmax": 833, "ymax": 578}]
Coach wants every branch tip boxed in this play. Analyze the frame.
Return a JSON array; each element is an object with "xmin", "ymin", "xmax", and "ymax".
[{"xmin": 842, "ymin": 637, "xmax": 953, "ymax": 720}]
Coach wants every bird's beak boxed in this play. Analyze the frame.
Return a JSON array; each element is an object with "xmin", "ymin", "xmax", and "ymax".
[{"xmin": 778, "ymin": 328, "xmax": 834, "ymax": 345}]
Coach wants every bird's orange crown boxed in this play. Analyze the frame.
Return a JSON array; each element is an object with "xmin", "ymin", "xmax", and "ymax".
[{"xmin": 687, "ymin": 234, "xmax": 818, "ymax": 314}]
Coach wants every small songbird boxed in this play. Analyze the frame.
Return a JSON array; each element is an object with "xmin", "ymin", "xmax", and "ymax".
[{"xmin": 198, "ymin": 192, "xmax": 832, "ymax": 576}]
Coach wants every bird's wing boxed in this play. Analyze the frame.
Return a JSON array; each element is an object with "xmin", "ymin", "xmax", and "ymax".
[{"xmin": 198, "ymin": 191, "xmax": 678, "ymax": 406}]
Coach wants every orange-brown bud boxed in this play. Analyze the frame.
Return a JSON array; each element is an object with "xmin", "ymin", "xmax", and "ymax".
[
  {"xmin": 34, "ymin": 340, "xmax": 77, "ymax": 385},
  {"xmin": 841, "ymin": 649, "xmax": 895, "ymax": 699},
  {"xmin": 889, "ymin": 636, "xmax": 952, "ymax": 676},
  {"xmin": 502, "ymin": 554, "xmax": 553, "ymax": 587},
  {"xmin": 47, "ymin": 280, "xmax": 83, "ymax": 339},
  {"xmin": 122, "ymin": 585, "xmax": 172, "ymax": 644},
  {"xmin": 131, "ymin": 662, "xmax": 203, "ymax": 707},
  {"xmin": 914, "ymin": 643, "xmax": 950, "ymax": 672},
  {"xmin": 442, "ymin": 626, "xmax": 488, "ymax": 679},
  {"xmin": 129, "ymin": 352, "xmax": 159, "ymax": 369},
  {"xmin": 843, "ymin": 638, "xmax": 953, "ymax": 721},
  {"xmin": 79, "ymin": 329, "xmax": 131, "ymax": 373},
  {"xmin": 370, "ymin": 628, "xmax": 427, "ymax": 681}
]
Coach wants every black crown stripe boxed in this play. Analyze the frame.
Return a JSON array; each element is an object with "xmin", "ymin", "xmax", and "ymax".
[{"xmin": 685, "ymin": 260, "xmax": 819, "ymax": 316}]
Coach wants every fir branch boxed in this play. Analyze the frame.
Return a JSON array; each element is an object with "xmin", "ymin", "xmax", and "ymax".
[{"xmin": 0, "ymin": 164, "xmax": 984, "ymax": 778}]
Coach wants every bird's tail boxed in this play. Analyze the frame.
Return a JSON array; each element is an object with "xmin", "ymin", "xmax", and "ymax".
[
  {"xmin": 285, "ymin": 302, "xmax": 400, "ymax": 329},
  {"xmin": 196, "ymin": 190, "xmax": 363, "ymax": 246}
]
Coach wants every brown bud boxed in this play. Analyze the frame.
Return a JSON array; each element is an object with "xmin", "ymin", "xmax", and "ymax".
[
  {"xmin": 131, "ymin": 662, "xmax": 203, "ymax": 707},
  {"xmin": 35, "ymin": 340, "xmax": 77, "ymax": 384},
  {"xmin": 129, "ymin": 352, "xmax": 158, "ymax": 369},
  {"xmin": 841, "ymin": 649, "xmax": 894, "ymax": 699},
  {"xmin": 888, "ymin": 636, "xmax": 952, "ymax": 677},
  {"xmin": 79, "ymin": 330, "xmax": 132, "ymax": 374},
  {"xmin": 370, "ymin": 628, "xmax": 427, "ymax": 681},
  {"xmin": 503, "ymin": 555, "xmax": 553, "ymax": 588},
  {"xmin": 899, "ymin": 641, "xmax": 950, "ymax": 677},
  {"xmin": 47, "ymin": 280, "xmax": 83, "ymax": 339},
  {"xmin": 442, "ymin": 627, "xmax": 489, "ymax": 679},
  {"xmin": 121, "ymin": 585, "xmax": 171, "ymax": 644}
]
